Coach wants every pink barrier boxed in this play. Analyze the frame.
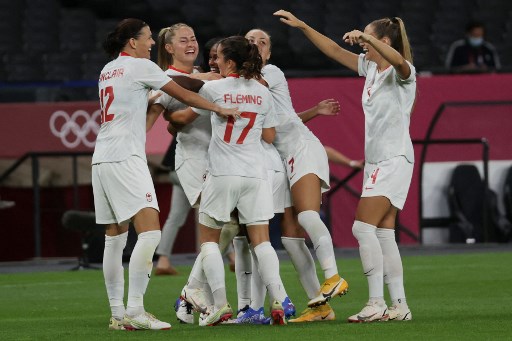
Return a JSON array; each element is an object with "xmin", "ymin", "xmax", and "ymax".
[{"xmin": 1, "ymin": 73, "xmax": 511, "ymax": 247}]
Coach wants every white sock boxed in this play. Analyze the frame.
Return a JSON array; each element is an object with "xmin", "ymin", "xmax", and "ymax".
[
  {"xmin": 352, "ymin": 221, "xmax": 384, "ymax": 300},
  {"xmin": 156, "ymin": 185, "xmax": 191, "ymax": 258},
  {"xmin": 281, "ymin": 237, "xmax": 320, "ymax": 300},
  {"xmin": 126, "ymin": 230, "xmax": 161, "ymax": 317},
  {"xmin": 201, "ymin": 242, "xmax": 226, "ymax": 308},
  {"xmin": 185, "ymin": 255, "xmax": 214, "ymax": 305},
  {"xmin": 103, "ymin": 231, "xmax": 128, "ymax": 319},
  {"xmin": 376, "ymin": 228, "xmax": 407, "ymax": 306},
  {"xmin": 249, "ymin": 244, "xmax": 266, "ymax": 310},
  {"xmin": 253, "ymin": 242, "xmax": 287, "ymax": 303},
  {"xmin": 187, "ymin": 254, "xmax": 207, "ymax": 289},
  {"xmin": 233, "ymin": 236, "xmax": 252, "ymax": 310},
  {"xmin": 297, "ymin": 210, "xmax": 338, "ymax": 278}
]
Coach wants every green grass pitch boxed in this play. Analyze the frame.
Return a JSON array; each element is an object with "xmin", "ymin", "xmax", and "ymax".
[{"xmin": 1, "ymin": 251, "xmax": 511, "ymax": 340}]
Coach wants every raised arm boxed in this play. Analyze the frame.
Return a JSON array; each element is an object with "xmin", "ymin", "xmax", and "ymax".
[
  {"xmin": 160, "ymin": 80, "xmax": 238, "ymax": 119},
  {"xmin": 274, "ymin": 10, "xmax": 359, "ymax": 72},
  {"xmin": 343, "ymin": 30, "xmax": 411, "ymax": 79}
]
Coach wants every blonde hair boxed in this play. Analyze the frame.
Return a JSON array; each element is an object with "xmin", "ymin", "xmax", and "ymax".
[
  {"xmin": 157, "ymin": 23, "xmax": 192, "ymax": 70},
  {"xmin": 370, "ymin": 17, "xmax": 413, "ymax": 64}
]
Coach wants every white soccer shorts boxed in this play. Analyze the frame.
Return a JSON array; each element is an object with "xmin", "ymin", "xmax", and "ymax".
[
  {"xmin": 92, "ymin": 155, "xmax": 159, "ymax": 225},
  {"xmin": 361, "ymin": 155, "xmax": 414, "ymax": 210}
]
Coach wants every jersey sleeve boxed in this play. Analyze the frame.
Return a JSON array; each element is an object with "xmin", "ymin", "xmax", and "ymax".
[
  {"xmin": 395, "ymin": 61, "xmax": 416, "ymax": 84},
  {"xmin": 262, "ymin": 99, "xmax": 277, "ymax": 128},
  {"xmin": 153, "ymin": 90, "xmax": 172, "ymax": 107},
  {"xmin": 190, "ymin": 85, "xmax": 212, "ymax": 116},
  {"xmin": 262, "ymin": 65, "xmax": 285, "ymax": 89},
  {"xmin": 358, "ymin": 53, "xmax": 369, "ymax": 77},
  {"xmin": 133, "ymin": 59, "xmax": 172, "ymax": 90}
]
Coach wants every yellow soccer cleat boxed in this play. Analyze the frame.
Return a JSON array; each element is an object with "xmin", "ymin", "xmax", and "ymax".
[
  {"xmin": 289, "ymin": 303, "xmax": 335, "ymax": 323},
  {"xmin": 307, "ymin": 274, "xmax": 349, "ymax": 307}
]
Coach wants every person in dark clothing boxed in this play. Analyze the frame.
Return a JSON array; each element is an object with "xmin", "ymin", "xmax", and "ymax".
[{"xmin": 445, "ymin": 21, "xmax": 501, "ymax": 73}]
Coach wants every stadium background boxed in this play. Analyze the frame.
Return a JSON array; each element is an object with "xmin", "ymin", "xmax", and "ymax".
[{"xmin": 0, "ymin": 0, "xmax": 511, "ymax": 261}]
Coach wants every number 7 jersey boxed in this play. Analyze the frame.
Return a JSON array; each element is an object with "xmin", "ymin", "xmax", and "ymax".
[
  {"xmin": 192, "ymin": 75, "xmax": 276, "ymax": 180},
  {"xmin": 92, "ymin": 54, "xmax": 170, "ymax": 164}
]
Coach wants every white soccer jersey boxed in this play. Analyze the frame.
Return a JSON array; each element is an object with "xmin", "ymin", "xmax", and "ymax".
[
  {"xmin": 154, "ymin": 66, "xmax": 211, "ymax": 167},
  {"xmin": 358, "ymin": 54, "xmax": 416, "ymax": 164},
  {"xmin": 262, "ymin": 140, "xmax": 284, "ymax": 172},
  {"xmin": 193, "ymin": 75, "xmax": 276, "ymax": 179},
  {"xmin": 262, "ymin": 64, "xmax": 318, "ymax": 158},
  {"xmin": 92, "ymin": 54, "xmax": 170, "ymax": 164}
]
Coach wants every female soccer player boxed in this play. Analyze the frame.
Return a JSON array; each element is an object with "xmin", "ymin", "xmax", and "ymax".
[
  {"xmin": 170, "ymin": 36, "xmax": 293, "ymax": 326},
  {"xmin": 151, "ymin": 23, "xmax": 206, "ymax": 276},
  {"xmin": 275, "ymin": 10, "xmax": 415, "ymax": 322},
  {"xmin": 93, "ymin": 18, "xmax": 237, "ymax": 331},
  {"xmin": 236, "ymin": 28, "xmax": 347, "ymax": 323}
]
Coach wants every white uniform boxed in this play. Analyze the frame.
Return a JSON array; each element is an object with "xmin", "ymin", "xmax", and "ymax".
[
  {"xmin": 263, "ymin": 141, "xmax": 289, "ymax": 213},
  {"xmin": 154, "ymin": 67, "xmax": 211, "ymax": 207},
  {"xmin": 262, "ymin": 64, "xmax": 330, "ymax": 193},
  {"xmin": 193, "ymin": 75, "xmax": 276, "ymax": 225},
  {"xmin": 358, "ymin": 54, "xmax": 416, "ymax": 209},
  {"xmin": 92, "ymin": 54, "xmax": 170, "ymax": 224}
]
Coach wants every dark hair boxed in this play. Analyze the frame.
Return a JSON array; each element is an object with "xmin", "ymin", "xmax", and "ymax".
[
  {"xmin": 370, "ymin": 17, "xmax": 413, "ymax": 63},
  {"xmin": 157, "ymin": 23, "xmax": 193, "ymax": 70},
  {"xmin": 103, "ymin": 18, "xmax": 148, "ymax": 58},
  {"xmin": 465, "ymin": 20, "xmax": 485, "ymax": 33},
  {"xmin": 200, "ymin": 37, "xmax": 223, "ymax": 72},
  {"xmin": 218, "ymin": 36, "xmax": 263, "ymax": 79}
]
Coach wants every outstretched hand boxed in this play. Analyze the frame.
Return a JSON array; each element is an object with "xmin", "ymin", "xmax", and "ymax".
[
  {"xmin": 273, "ymin": 10, "xmax": 304, "ymax": 28},
  {"xmin": 317, "ymin": 99, "xmax": 340, "ymax": 116}
]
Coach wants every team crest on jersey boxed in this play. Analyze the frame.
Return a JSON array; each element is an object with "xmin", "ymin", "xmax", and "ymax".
[{"xmin": 146, "ymin": 193, "xmax": 153, "ymax": 202}]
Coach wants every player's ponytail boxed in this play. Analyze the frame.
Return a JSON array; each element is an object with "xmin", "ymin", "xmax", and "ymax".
[
  {"xmin": 103, "ymin": 18, "xmax": 148, "ymax": 59},
  {"xmin": 219, "ymin": 36, "xmax": 263, "ymax": 80},
  {"xmin": 371, "ymin": 17, "xmax": 413, "ymax": 64}
]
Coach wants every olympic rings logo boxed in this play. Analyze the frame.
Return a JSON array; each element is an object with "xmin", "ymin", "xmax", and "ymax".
[{"xmin": 49, "ymin": 110, "xmax": 101, "ymax": 148}]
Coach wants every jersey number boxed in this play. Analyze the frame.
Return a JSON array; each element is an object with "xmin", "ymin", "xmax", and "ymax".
[
  {"xmin": 99, "ymin": 86, "xmax": 115, "ymax": 124},
  {"xmin": 223, "ymin": 112, "xmax": 257, "ymax": 144}
]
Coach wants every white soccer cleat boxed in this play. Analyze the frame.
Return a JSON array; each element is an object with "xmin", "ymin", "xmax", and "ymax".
[
  {"xmin": 175, "ymin": 297, "xmax": 194, "ymax": 324},
  {"xmin": 181, "ymin": 286, "xmax": 208, "ymax": 313},
  {"xmin": 203, "ymin": 303, "xmax": 233, "ymax": 326},
  {"xmin": 347, "ymin": 301, "xmax": 389, "ymax": 323},
  {"xmin": 199, "ymin": 305, "xmax": 214, "ymax": 326},
  {"xmin": 108, "ymin": 316, "xmax": 128, "ymax": 330},
  {"xmin": 124, "ymin": 312, "xmax": 171, "ymax": 330},
  {"xmin": 387, "ymin": 304, "xmax": 412, "ymax": 321}
]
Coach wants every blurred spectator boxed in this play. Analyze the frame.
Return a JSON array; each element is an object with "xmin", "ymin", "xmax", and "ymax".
[{"xmin": 445, "ymin": 21, "xmax": 501, "ymax": 73}]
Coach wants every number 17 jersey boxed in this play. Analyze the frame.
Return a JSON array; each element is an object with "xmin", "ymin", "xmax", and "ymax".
[{"xmin": 193, "ymin": 75, "xmax": 276, "ymax": 180}]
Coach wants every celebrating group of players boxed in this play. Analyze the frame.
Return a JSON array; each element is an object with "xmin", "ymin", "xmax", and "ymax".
[{"xmin": 92, "ymin": 9, "xmax": 416, "ymax": 330}]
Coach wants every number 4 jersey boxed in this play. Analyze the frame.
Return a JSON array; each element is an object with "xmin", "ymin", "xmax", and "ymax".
[
  {"xmin": 192, "ymin": 75, "xmax": 276, "ymax": 180},
  {"xmin": 92, "ymin": 54, "xmax": 170, "ymax": 164}
]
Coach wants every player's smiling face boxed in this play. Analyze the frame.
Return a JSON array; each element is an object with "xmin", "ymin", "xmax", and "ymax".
[
  {"xmin": 245, "ymin": 29, "xmax": 271, "ymax": 65},
  {"xmin": 168, "ymin": 26, "xmax": 198, "ymax": 64},
  {"xmin": 216, "ymin": 45, "xmax": 235, "ymax": 77},
  {"xmin": 208, "ymin": 43, "xmax": 220, "ymax": 73},
  {"xmin": 133, "ymin": 26, "xmax": 154, "ymax": 59}
]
